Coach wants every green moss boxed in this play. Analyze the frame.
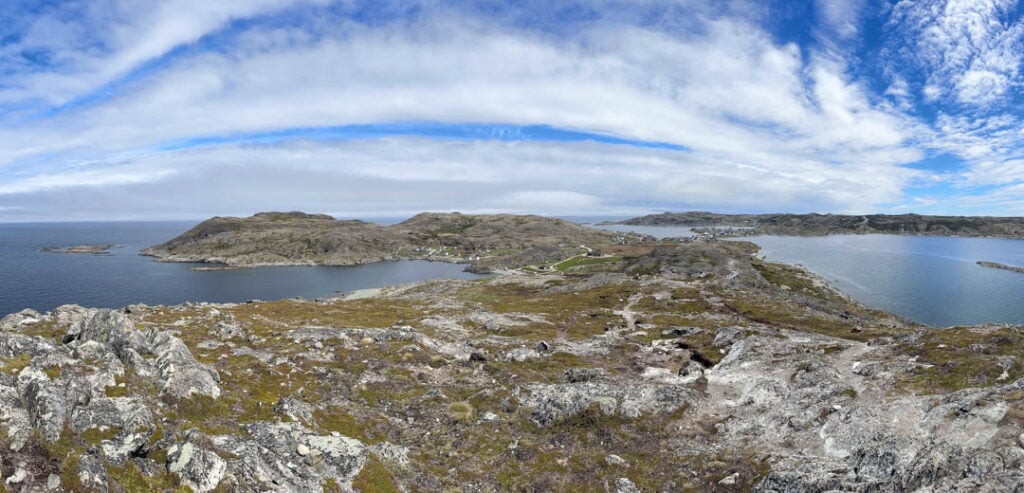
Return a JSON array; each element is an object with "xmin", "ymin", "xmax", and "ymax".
[
  {"xmin": 751, "ymin": 260, "xmax": 835, "ymax": 299},
  {"xmin": 898, "ymin": 327, "xmax": 1024, "ymax": 393},
  {"xmin": 105, "ymin": 383, "xmax": 129, "ymax": 397},
  {"xmin": 81, "ymin": 427, "xmax": 119, "ymax": 446},
  {"xmin": 352, "ymin": 455, "xmax": 400, "ymax": 493},
  {"xmin": 106, "ymin": 460, "xmax": 192, "ymax": 493},
  {"xmin": 323, "ymin": 478, "xmax": 344, "ymax": 493},
  {"xmin": 167, "ymin": 393, "xmax": 273, "ymax": 435},
  {"xmin": 19, "ymin": 319, "xmax": 63, "ymax": 342},
  {"xmin": 44, "ymin": 364, "xmax": 61, "ymax": 380},
  {"xmin": 42, "ymin": 427, "xmax": 76, "ymax": 459},
  {"xmin": 60, "ymin": 453, "xmax": 83, "ymax": 491},
  {"xmin": 1, "ymin": 353, "xmax": 31, "ymax": 375},
  {"xmin": 313, "ymin": 407, "xmax": 369, "ymax": 441}
]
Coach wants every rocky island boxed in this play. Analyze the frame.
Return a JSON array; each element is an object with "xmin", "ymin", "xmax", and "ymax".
[
  {"xmin": 142, "ymin": 211, "xmax": 637, "ymax": 273},
  {"xmin": 614, "ymin": 211, "xmax": 1024, "ymax": 238},
  {"xmin": 40, "ymin": 244, "xmax": 119, "ymax": 255},
  {"xmin": 0, "ymin": 213, "xmax": 1023, "ymax": 491},
  {"xmin": 978, "ymin": 261, "xmax": 1024, "ymax": 275}
]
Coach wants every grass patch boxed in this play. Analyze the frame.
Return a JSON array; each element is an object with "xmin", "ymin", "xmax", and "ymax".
[
  {"xmin": 313, "ymin": 407, "xmax": 370, "ymax": 442},
  {"xmin": 447, "ymin": 401, "xmax": 474, "ymax": 422},
  {"xmin": 81, "ymin": 427, "xmax": 119, "ymax": 446},
  {"xmin": 458, "ymin": 282, "xmax": 635, "ymax": 340},
  {"xmin": 898, "ymin": 327, "xmax": 1024, "ymax": 393},
  {"xmin": 106, "ymin": 460, "xmax": 191, "ymax": 493},
  {"xmin": 1, "ymin": 353, "xmax": 31, "ymax": 375},
  {"xmin": 352, "ymin": 455, "xmax": 400, "ymax": 493},
  {"xmin": 553, "ymin": 255, "xmax": 621, "ymax": 272}
]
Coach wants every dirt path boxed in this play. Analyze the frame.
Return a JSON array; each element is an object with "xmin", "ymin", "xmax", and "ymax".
[{"xmin": 613, "ymin": 292, "xmax": 644, "ymax": 330}]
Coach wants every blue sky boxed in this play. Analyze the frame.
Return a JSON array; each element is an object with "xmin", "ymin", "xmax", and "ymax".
[{"xmin": 0, "ymin": 0, "xmax": 1023, "ymax": 220}]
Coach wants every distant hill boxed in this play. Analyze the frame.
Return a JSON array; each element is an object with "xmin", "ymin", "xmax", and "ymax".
[
  {"xmin": 142, "ymin": 211, "xmax": 625, "ymax": 270},
  {"xmin": 616, "ymin": 212, "xmax": 1024, "ymax": 238}
]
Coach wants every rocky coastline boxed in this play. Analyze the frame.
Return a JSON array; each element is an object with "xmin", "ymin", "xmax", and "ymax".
[
  {"xmin": 141, "ymin": 211, "xmax": 646, "ymax": 273},
  {"xmin": 613, "ymin": 211, "xmax": 1024, "ymax": 239}
]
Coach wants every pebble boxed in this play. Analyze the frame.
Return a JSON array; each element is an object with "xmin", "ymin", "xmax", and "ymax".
[
  {"xmin": 296, "ymin": 444, "xmax": 310, "ymax": 456},
  {"xmin": 719, "ymin": 472, "xmax": 740, "ymax": 485}
]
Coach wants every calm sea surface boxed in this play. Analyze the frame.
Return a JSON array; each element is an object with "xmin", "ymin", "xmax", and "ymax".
[
  {"xmin": 743, "ymin": 235, "xmax": 1024, "ymax": 327},
  {"xmin": 596, "ymin": 222, "xmax": 1024, "ymax": 327},
  {"xmin": 0, "ymin": 222, "xmax": 483, "ymax": 317}
]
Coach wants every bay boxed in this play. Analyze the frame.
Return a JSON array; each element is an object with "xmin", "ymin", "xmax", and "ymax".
[
  {"xmin": 0, "ymin": 222, "xmax": 483, "ymax": 317},
  {"xmin": 745, "ymin": 234, "xmax": 1024, "ymax": 327}
]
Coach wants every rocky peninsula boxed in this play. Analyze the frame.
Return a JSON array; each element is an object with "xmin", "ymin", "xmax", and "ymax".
[
  {"xmin": 0, "ymin": 213, "xmax": 1023, "ymax": 491},
  {"xmin": 142, "ymin": 211, "xmax": 638, "ymax": 272},
  {"xmin": 614, "ymin": 211, "xmax": 1024, "ymax": 238}
]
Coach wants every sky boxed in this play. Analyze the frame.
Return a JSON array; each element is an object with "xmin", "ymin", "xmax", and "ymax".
[{"xmin": 1, "ymin": 0, "xmax": 1023, "ymax": 221}]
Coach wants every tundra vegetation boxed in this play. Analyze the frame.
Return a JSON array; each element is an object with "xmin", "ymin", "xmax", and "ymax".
[{"xmin": 0, "ymin": 214, "xmax": 1022, "ymax": 491}]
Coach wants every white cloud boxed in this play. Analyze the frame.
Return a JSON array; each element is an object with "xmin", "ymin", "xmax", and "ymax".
[
  {"xmin": 888, "ymin": 0, "xmax": 1024, "ymax": 107},
  {"xmin": 817, "ymin": 0, "xmax": 866, "ymax": 40},
  {"xmin": 17, "ymin": 1, "xmax": 1024, "ymax": 219},
  {"xmin": 0, "ymin": 13, "xmax": 920, "ymax": 185},
  {"xmin": 0, "ymin": 138, "xmax": 918, "ymax": 220},
  {"xmin": 0, "ymin": 0, "xmax": 323, "ymax": 106}
]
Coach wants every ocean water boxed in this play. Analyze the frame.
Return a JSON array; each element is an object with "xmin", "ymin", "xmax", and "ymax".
[
  {"xmin": 593, "ymin": 223, "xmax": 1024, "ymax": 327},
  {"xmin": 0, "ymin": 222, "xmax": 483, "ymax": 317},
  {"xmin": 744, "ymin": 234, "xmax": 1024, "ymax": 327}
]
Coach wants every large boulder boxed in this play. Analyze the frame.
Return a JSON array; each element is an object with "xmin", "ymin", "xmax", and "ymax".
[{"xmin": 210, "ymin": 421, "xmax": 368, "ymax": 492}]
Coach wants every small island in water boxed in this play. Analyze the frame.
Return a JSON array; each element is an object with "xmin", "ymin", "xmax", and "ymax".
[
  {"xmin": 978, "ymin": 260, "xmax": 1024, "ymax": 274},
  {"xmin": 39, "ymin": 244, "xmax": 119, "ymax": 255}
]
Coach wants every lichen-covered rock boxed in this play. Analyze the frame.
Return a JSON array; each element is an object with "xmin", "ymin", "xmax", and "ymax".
[
  {"xmin": 214, "ymin": 321, "xmax": 246, "ymax": 341},
  {"xmin": 72, "ymin": 397, "xmax": 154, "ymax": 437},
  {"xmin": 17, "ymin": 367, "xmax": 71, "ymax": 442},
  {"xmin": 167, "ymin": 441, "xmax": 227, "ymax": 492},
  {"xmin": 64, "ymin": 309, "xmax": 150, "ymax": 358},
  {"xmin": 149, "ymin": 331, "xmax": 221, "ymax": 399},
  {"xmin": 210, "ymin": 421, "xmax": 367, "ymax": 492},
  {"xmin": 616, "ymin": 477, "xmax": 641, "ymax": 493},
  {"xmin": 523, "ymin": 382, "xmax": 692, "ymax": 426},
  {"xmin": 77, "ymin": 453, "xmax": 110, "ymax": 491},
  {"xmin": 0, "ymin": 384, "xmax": 33, "ymax": 451},
  {"xmin": 0, "ymin": 309, "xmax": 41, "ymax": 332},
  {"xmin": 273, "ymin": 397, "xmax": 315, "ymax": 424},
  {"xmin": 100, "ymin": 432, "xmax": 149, "ymax": 462}
]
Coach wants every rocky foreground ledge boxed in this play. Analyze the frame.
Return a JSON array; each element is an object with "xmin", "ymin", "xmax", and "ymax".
[{"xmin": 2, "ymin": 241, "xmax": 1024, "ymax": 491}]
